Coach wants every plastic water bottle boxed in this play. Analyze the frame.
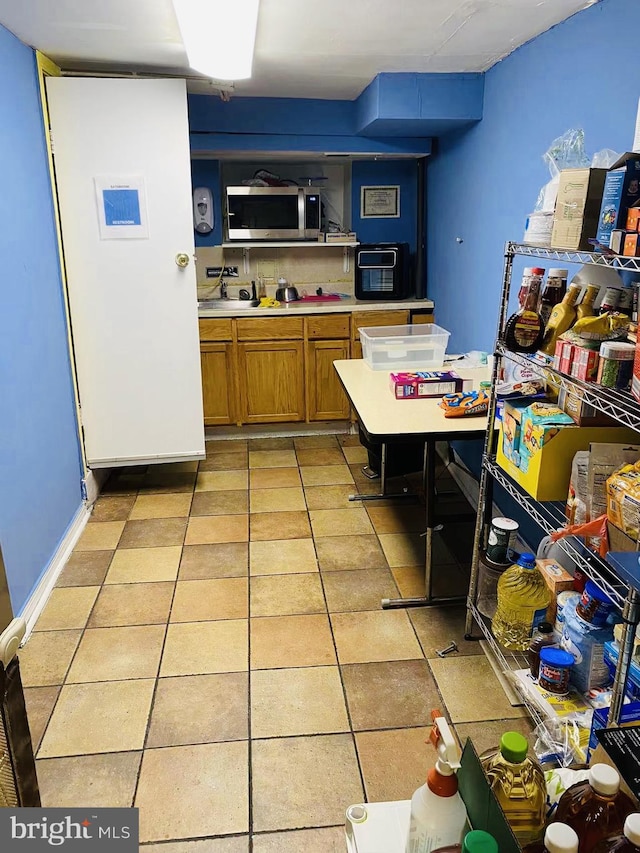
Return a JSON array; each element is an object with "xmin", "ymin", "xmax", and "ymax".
[{"xmin": 492, "ymin": 553, "xmax": 551, "ymax": 651}]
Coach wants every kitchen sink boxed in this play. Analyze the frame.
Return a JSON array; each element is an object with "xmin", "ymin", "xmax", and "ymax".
[{"xmin": 198, "ymin": 299, "xmax": 260, "ymax": 310}]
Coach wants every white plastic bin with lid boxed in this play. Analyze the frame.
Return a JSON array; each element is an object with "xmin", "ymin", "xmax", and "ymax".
[{"xmin": 359, "ymin": 324, "xmax": 451, "ymax": 371}]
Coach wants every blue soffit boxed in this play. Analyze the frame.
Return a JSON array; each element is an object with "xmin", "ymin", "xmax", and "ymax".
[
  {"xmin": 355, "ymin": 73, "xmax": 484, "ymax": 137},
  {"xmin": 187, "ymin": 72, "xmax": 484, "ymax": 145}
]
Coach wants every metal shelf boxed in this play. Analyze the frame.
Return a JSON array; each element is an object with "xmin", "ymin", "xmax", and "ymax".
[
  {"xmin": 484, "ymin": 456, "xmax": 627, "ymax": 608},
  {"xmin": 496, "ymin": 343, "xmax": 640, "ymax": 432},
  {"xmin": 466, "ymin": 240, "xmax": 640, "ymax": 728},
  {"xmin": 469, "ymin": 603, "xmax": 546, "ymax": 729},
  {"xmin": 510, "ymin": 242, "xmax": 640, "ymax": 273}
]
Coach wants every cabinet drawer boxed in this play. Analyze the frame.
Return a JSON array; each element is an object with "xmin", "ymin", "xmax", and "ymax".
[
  {"xmin": 236, "ymin": 316, "xmax": 303, "ymax": 341},
  {"xmin": 351, "ymin": 310, "xmax": 410, "ymax": 340},
  {"xmin": 199, "ymin": 318, "xmax": 233, "ymax": 342},
  {"xmin": 305, "ymin": 314, "xmax": 350, "ymax": 340},
  {"xmin": 411, "ymin": 312, "xmax": 435, "ymax": 325}
]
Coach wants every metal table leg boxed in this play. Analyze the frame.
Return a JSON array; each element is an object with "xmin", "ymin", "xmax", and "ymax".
[
  {"xmin": 382, "ymin": 438, "xmax": 466, "ymax": 610},
  {"xmin": 349, "ymin": 441, "xmax": 418, "ymax": 504}
]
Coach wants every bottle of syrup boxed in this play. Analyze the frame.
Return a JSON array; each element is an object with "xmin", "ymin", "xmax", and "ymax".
[
  {"xmin": 593, "ymin": 814, "xmax": 640, "ymax": 853},
  {"xmin": 555, "ymin": 764, "xmax": 636, "ymax": 853},
  {"xmin": 504, "ymin": 279, "xmax": 545, "ymax": 353},
  {"xmin": 540, "ymin": 269, "xmax": 568, "ymax": 326}
]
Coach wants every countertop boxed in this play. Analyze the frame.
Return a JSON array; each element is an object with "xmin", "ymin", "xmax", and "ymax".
[{"xmin": 198, "ymin": 296, "xmax": 434, "ymax": 318}]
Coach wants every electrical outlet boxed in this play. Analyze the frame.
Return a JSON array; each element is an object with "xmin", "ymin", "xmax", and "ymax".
[
  {"xmin": 256, "ymin": 261, "xmax": 276, "ymax": 280},
  {"xmin": 206, "ymin": 266, "xmax": 239, "ymax": 278}
]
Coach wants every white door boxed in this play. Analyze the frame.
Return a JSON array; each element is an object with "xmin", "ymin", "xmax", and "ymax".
[{"xmin": 46, "ymin": 77, "xmax": 205, "ymax": 467}]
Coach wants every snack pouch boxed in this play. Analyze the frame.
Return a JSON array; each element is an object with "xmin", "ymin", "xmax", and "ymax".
[{"xmin": 439, "ymin": 390, "xmax": 489, "ymax": 418}]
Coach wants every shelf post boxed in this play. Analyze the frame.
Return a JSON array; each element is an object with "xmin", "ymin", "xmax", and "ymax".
[
  {"xmin": 608, "ymin": 587, "xmax": 640, "ymax": 726},
  {"xmin": 465, "ymin": 243, "xmax": 515, "ymax": 638}
]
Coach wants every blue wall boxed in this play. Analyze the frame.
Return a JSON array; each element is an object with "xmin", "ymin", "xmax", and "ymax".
[
  {"xmin": 351, "ymin": 160, "xmax": 419, "ymax": 252},
  {"xmin": 0, "ymin": 26, "xmax": 83, "ymax": 612},
  {"xmin": 427, "ymin": 0, "xmax": 636, "ymax": 354},
  {"xmin": 427, "ymin": 0, "xmax": 635, "ymax": 547}
]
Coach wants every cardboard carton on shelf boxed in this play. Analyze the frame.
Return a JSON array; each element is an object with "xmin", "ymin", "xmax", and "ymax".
[
  {"xmin": 559, "ymin": 387, "xmax": 615, "ymax": 426},
  {"xmin": 596, "ymin": 153, "xmax": 640, "ymax": 248},
  {"xmin": 496, "ymin": 422, "xmax": 638, "ymax": 501},
  {"xmin": 551, "ymin": 167, "xmax": 608, "ymax": 251},
  {"xmin": 624, "ymin": 233, "xmax": 640, "ymax": 257}
]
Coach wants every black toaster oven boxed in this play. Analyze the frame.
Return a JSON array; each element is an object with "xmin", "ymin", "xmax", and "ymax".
[{"xmin": 354, "ymin": 242, "xmax": 410, "ymax": 300}]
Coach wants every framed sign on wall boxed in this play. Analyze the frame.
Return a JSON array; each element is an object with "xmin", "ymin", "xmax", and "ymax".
[{"xmin": 360, "ymin": 185, "xmax": 400, "ymax": 218}]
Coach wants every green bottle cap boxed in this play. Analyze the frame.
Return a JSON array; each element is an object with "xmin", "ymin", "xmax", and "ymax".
[
  {"xmin": 499, "ymin": 731, "xmax": 528, "ymax": 763},
  {"xmin": 463, "ymin": 830, "xmax": 499, "ymax": 853}
]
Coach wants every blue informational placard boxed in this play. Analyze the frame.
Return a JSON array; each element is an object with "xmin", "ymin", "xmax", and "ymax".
[{"xmin": 102, "ymin": 189, "xmax": 141, "ymax": 227}]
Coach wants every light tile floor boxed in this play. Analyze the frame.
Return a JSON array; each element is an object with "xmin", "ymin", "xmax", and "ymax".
[{"xmin": 20, "ymin": 434, "xmax": 532, "ymax": 849}]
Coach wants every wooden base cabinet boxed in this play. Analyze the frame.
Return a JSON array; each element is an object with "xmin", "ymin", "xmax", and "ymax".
[
  {"xmin": 307, "ymin": 339, "xmax": 351, "ymax": 420},
  {"xmin": 200, "ymin": 343, "xmax": 235, "ymax": 426},
  {"xmin": 237, "ymin": 341, "xmax": 305, "ymax": 423}
]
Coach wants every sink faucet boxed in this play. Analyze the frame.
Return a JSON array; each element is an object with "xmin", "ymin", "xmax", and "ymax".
[{"xmin": 220, "ymin": 281, "xmax": 228, "ymax": 299}]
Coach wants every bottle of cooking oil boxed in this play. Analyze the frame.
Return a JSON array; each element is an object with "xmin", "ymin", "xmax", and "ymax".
[
  {"xmin": 555, "ymin": 764, "xmax": 636, "ymax": 853},
  {"xmin": 491, "ymin": 553, "xmax": 551, "ymax": 651},
  {"xmin": 481, "ymin": 732, "xmax": 546, "ymax": 846}
]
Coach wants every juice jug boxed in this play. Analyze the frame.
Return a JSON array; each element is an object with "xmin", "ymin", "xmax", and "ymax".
[
  {"xmin": 492, "ymin": 553, "xmax": 551, "ymax": 651},
  {"xmin": 555, "ymin": 764, "xmax": 636, "ymax": 853},
  {"xmin": 593, "ymin": 814, "xmax": 640, "ymax": 853},
  {"xmin": 481, "ymin": 731, "xmax": 546, "ymax": 846}
]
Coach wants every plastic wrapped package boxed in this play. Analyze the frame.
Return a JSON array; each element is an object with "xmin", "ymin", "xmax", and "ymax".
[
  {"xmin": 566, "ymin": 451, "xmax": 590, "ymax": 526},
  {"xmin": 534, "ymin": 130, "xmax": 591, "ymax": 214}
]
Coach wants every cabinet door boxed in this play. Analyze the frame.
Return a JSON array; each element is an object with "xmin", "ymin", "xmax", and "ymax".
[
  {"xmin": 307, "ymin": 340, "xmax": 351, "ymax": 421},
  {"xmin": 238, "ymin": 341, "xmax": 305, "ymax": 423},
  {"xmin": 200, "ymin": 344, "xmax": 235, "ymax": 426}
]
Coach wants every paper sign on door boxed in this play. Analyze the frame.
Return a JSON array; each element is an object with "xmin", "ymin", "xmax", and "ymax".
[{"xmin": 94, "ymin": 176, "xmax": 149, "ymax": 239}]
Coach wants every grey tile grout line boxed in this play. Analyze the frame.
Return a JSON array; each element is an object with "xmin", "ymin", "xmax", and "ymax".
[
  {"xmin": 246, "ymin": 475, "xmax": 254, "ymax": 852},
  {"xmin": 31, "ymin": 450, "xmax": 482, "ymax": 835},
  {"xmin": 311, "ymin": 455, "xmax": 370, "ymax": 809}
]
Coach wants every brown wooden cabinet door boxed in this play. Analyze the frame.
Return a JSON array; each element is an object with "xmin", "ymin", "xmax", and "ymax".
[
  {"xmin": 200, "ymin": 343, "xmax": 235, "ymax": 426},
  {"xmin": 307, "ymin": 340, "xmax": 351, "ymax": 421},
  {"xmin": 238, "ymin": 341, "xmax": 305, "ymax": 423}
]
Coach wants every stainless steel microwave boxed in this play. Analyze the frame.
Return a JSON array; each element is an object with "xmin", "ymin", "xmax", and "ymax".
[{"xmin": 225, "ymin": 186, "xmax": 321, "ymax": 241}]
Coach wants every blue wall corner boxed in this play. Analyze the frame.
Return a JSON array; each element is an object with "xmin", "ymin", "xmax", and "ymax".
[
  {"xmin": 427, "ymin": 0, "xmax": 634, "ymax": 354},
  {"xmin": 0, "ymin": 26, "xmax": 83, "ymax": 612}
]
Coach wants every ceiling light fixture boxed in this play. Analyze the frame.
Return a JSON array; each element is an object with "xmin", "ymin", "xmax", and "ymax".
[{"xmin": 172, "ymin": 0, "xmax": 260, "ymax": 81}]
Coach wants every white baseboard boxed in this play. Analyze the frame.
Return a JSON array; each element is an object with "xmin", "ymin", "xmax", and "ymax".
[
  {"xmin": 83, "ymin": 468, "xmax": 108, "ymax": 505},
  {"xmin": 19, "ymin": 502, "xmax": 91, "ymax": 639}
]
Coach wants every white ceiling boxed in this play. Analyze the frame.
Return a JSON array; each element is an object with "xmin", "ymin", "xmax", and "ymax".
[{"xmin": 0, "ymin": 0, "xmax": 598, "ymax": 100}]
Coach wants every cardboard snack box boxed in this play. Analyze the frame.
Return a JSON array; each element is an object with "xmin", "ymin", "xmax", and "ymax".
[{"xmin": 552, "ymin": 168, "xmax": 608, "ymax": 251}]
